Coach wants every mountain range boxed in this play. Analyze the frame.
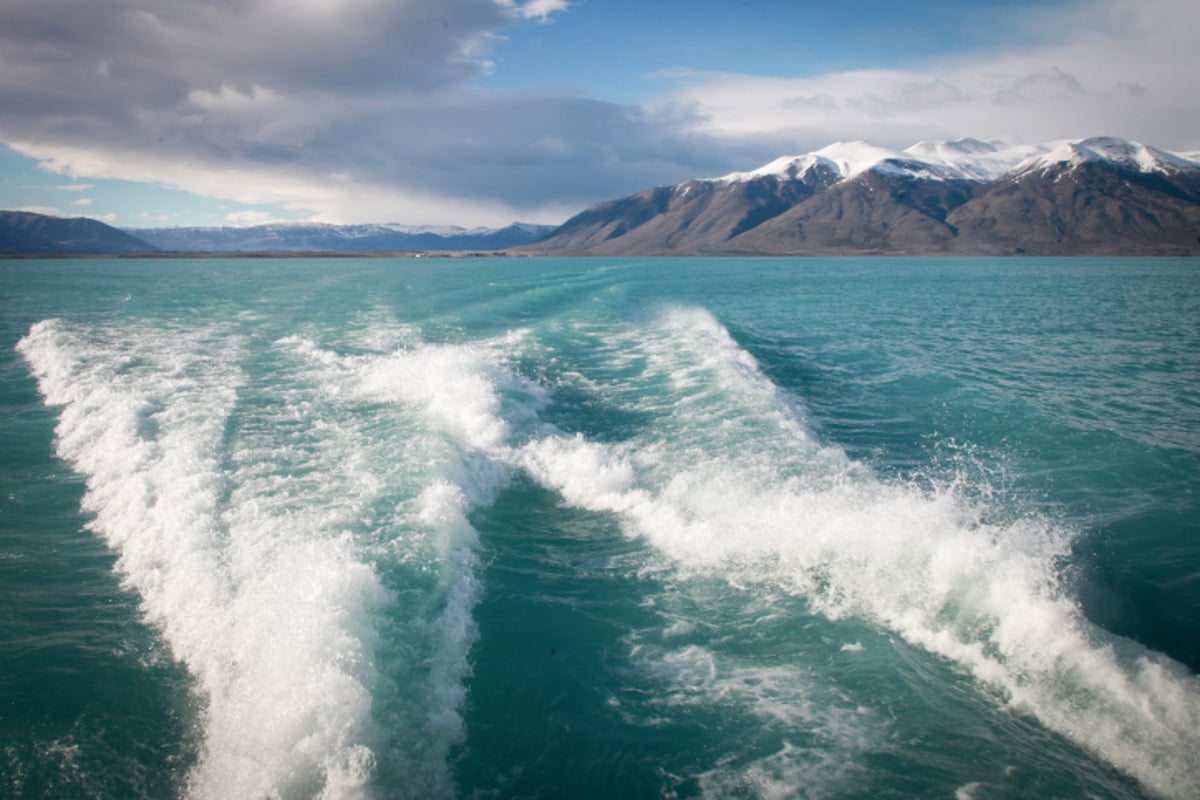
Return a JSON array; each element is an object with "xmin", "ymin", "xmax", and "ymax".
[
  {"xmin": 0, "ymin": 210, "xmax": 157, "ymax": 255},
  {"xmin": 524, "ymin": 136, "xmax": 1200, "ymax": 256},
  {"xmin": 0, "ymin": 216, "xmax": 555, "ymax": 255},
  {"xmin": 125, "ymin": 222, "xmax": 556, "ymax": 253},
  {"xmin": 4, "ymin": 136, "xmax": 1199, "ymax": 256}
]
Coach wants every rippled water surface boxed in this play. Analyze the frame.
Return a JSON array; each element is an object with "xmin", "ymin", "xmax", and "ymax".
[{"xmin": 2, "ymin": 257, "xmax": 1197, "ymax": 799}]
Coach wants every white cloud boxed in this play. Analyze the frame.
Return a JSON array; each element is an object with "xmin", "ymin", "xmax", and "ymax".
[
  {"xmin": 16, "ymin": 205, "xmax": 61, "ymax": 216},
  {"xmin": 502, "ymin": 0, "xmax": 569, "ymax": 21},
  {"xmin": 0, "ymin": 0, "xmax": 1196, "ymax": 226},
  {"xmin": 654, "ymin": 0, "xmax": 1200, "ymax": 153},
  {"xmin": 992, "ymin": 67, "xmax": 1084, "ymax": 106},
  {"xmin": 0, "ymin": 0, "xmax": 684, "ymax": 225},
  {"xmin": 224, "ymin": 210, "xmax": 277, "ymax": 226},
  {"xmin": 138, "ymin": 211, "xmax": 174, "ymax": 224},
  {"xmin": 5, "ymin": 80, "xmax": 717, "ymax": 226},
  {"xmin": 8, "ymin": 132, "xmax": 593, "ymax": 226},
  {"xmin": 72, "ymin": 197, "xmax": 92, "ymax": 206}
]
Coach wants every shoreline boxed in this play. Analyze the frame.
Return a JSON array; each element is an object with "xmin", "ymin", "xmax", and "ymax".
[{"xmin": 3, "ymin": 249, "xmax": 1199, "ymax": 259}]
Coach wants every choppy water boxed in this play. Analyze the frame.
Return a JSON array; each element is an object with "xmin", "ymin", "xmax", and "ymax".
[{"xmin": 2, "ymin": 257, "xmax": 1198, "ymax": 799}]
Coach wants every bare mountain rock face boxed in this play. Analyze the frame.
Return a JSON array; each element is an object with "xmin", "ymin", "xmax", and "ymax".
[
  {"xmin": 946, "ymin": 159, "xmax": 1200, "ymax": 255},
  {"xmin": 525, "ymin": 137, "xmax": 1200, "ymax": 256},
  {"xmin": 542, "ymin": 159, "xmax": 840, "ymax": 255},
  {"xmin": 732, "ymin": 171, "xmax": 977, "ymax": 254}
]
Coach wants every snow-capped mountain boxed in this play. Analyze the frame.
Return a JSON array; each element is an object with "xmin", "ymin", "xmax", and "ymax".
[
  {"xmin": 127, "ymin": 221, "xmax": 556, "ymax": 253},
  {"xmin": 717, "ymin": 136, "xmax": 1200, "ymax": 187},
  {"xmin": 527, "ymin": 136, "xmax": 1200, "ymax": 256},
  {"xmin": 900, "ymin": 138, "xmax": 1053, "ymax": 181},
  {"xmin": 1010, "ymin": 136, "xmax": 1200, "ymax": 178},
  {"xmin": 717, "ymin": 141, "xmax": 968, "ymax": 184}
]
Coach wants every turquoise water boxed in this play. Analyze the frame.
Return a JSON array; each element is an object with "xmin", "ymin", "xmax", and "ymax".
[{"xmin": 2, "ymin": 257, "xmax": 1198, "ymax": 799}]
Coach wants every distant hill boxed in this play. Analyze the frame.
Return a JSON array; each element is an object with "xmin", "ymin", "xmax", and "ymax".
[
  {"xmin": 0, "ymin": 211, "xmax": 157, "ymax": 255},
  {"xmin": 127, "ymin": 222, "xmax": 556, "ymax": 252},
  {"xmin": 524, "ymin": 136, "xmax": 1200, "ymax": 256}
]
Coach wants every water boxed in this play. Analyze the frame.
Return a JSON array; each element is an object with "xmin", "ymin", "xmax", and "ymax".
[{"xmin": 2, "ymin": 257, "xmax": 1197, "ymax": 799}]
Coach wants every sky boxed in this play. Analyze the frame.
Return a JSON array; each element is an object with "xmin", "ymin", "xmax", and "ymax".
[{"xmin": 1, "ymin": 0, "xmax": 1197, "ymax": 229}]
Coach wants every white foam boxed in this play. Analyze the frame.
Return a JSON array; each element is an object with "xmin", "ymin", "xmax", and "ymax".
[
  {"xmin": 18, "ymin": 319, "xmax": 391, "ymax": 798},
  {"xmin": 350, "ymin": 330, "xmax": 545, "ymax": 455},
  {"xmin": 28, "ymin": 305, "xmax": 1200, "ymax": 798},
  {"xmin": 278, "ymin": 307, "xmax": 1200, "ymax": 799},
  {"xmin": 614, "ymin": 638, "xmax": 877, "ymax": 797},
  {"xmin": 17, "ymin": 318, "xmax": 549, "ymax": 799},
  {"xmin": 697, "ymin": 740, "xmax": 865, "ymax": 800},
  {"xmin": 954, "ymin": 781, "xmax": 986, "ymax": 800},
  {"xmin": 275, "ymin": 328, "xmax": 555, "ymax": 795},
  {"xmin": 507, "ymin": 307, "xmax": 1200, "ymax": 800}
]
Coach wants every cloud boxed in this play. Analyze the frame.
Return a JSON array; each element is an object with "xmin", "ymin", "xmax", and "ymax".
[
  {"xmin": 0, "ymin": 0, "xmax": 536, "ymax": 100},
  {"xmin": 0, "ymin": 0, "xmax": 717, "ymax": 224},
  {"xmin": 993, "ymin": 68, "xmax": 1084, "ymax": 105},
  {"xmin": 16, "ymin": 205, "xmax": 62, "ymax": 217},
  {"xmin": 72, "ymin": 197, "xmax": 93, "ymax": 206},
  {"xmin": 899, "ymin": 79, "xmax": 968, "ymax": 112},
  {"xmin": 224, "ymin": 209, "xmax": 277, "ymax": 226},
  {"xmin": 6, "ymin": 87, "xmax": 724, "ymax": 225},
  {"xmin": 499, "ymin": 0, "xmax": 569, "ymax": 21},
  {"xmin": 781, "ymin": 94, "xmax": 838, "ymax": 112},
  {"xmin": 655, "ymin": 0, "xmax": 1200, "ymax": 153},
  {"xmin": 0, "ymin": 0, "xmax": 1196, "ymax": 226}
]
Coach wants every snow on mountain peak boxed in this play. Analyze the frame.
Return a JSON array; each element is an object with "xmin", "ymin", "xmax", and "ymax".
[
  {"xmin": 813, "ymin": 140, "xmax": 980, "ymax": 182},
  {"xmin": 813, "ymin": 141, "xmax": 907, "ymax": 180},
  {"xmin": 717, "ymin": 141, "xmax": 952, "ymax": 184},
  {"xmin": 1015, "ymin": 136, "xmax": 1199, "ymax": 176},
  {"xmin": 907, "ymin": 137, "xmax": 1000, "ymax": 157},
  {"xmin": 712, "ymin": 136, "xmax": 1199, "ymax": 190},
  {"xmin": 902, "ymin": 139, "xmax": 1051, "ymax": 181},
  {"xmin": 717, "ymin": 153, "xmax": 836, "ymax": 183}
]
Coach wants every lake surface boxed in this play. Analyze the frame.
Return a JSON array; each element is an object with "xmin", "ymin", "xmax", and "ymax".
[{"xmin": 2, "ymin": 256, "xmax": 1198, "ymax": 799}]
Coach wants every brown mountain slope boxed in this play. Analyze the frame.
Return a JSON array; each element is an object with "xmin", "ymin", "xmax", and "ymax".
[
  {"xmin": 945, "ymin": 163, "xmax": 1200, "ymax": 255},
  {"xmin": 523, "ymin": 162, "xmax": 840, "ymax": 255},
  {"xmin": 524, "ymin": 141, "xmax": 1200, "ymax": 256},
  {"xmin": 729, "ymin": 171, "xmax": 976, "ymax": 254}
]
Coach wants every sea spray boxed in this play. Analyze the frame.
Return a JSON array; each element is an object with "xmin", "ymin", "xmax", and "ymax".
[
  {"xmin": 509, "ymin": 306, "xmax": 1200, "ymax": 800},
  {"xmin": 303, "ymin": 303, "xmax": 1200, "ymax": 799},
  {"xmin": 17, "ymin": 319, "xmax": 391, "ymax": 798},
  {"xmin": 281, "ymin": 327, "xmax": 548, "ymax": 795},
  {"xmin": 15, "ymin": 318, "xmax": 540, "ymax": 799}
]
